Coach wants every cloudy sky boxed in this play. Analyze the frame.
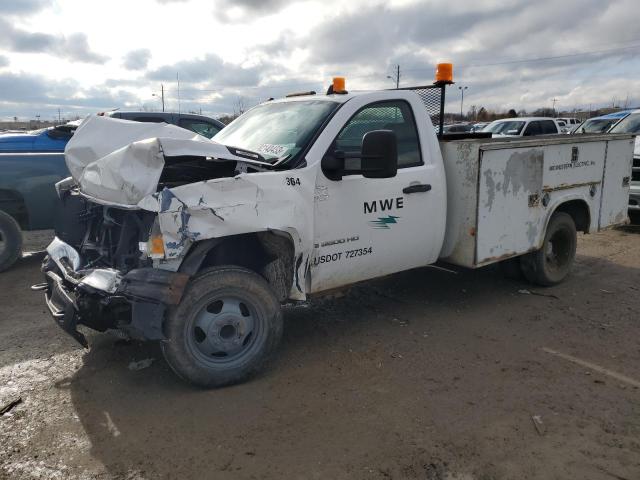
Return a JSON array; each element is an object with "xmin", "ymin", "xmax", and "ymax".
[{"xmin": 0, "ymin": 0, "xmax": 639, "ymax": 121}]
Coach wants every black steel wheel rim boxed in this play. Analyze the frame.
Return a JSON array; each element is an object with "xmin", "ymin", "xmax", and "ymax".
[{"xmin": 185, "ymin": 292, "xmax": 263, "ymax": 366}]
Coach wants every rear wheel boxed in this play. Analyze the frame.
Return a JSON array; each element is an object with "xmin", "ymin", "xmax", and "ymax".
[
  {"xmin": 0, "ymin": 210, "xmax": 22, "ymax": 272},
  {"xmin": 521, "ymin": 212, "xmax": 577, "ymax": 286},
  {"xmin": 161, "ymin": 266, "xmax": 283, "ymax": 388}
]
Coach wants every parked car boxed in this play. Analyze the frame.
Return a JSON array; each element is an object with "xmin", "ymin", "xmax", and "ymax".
[
  {"xmin": 607, "ymin": 110, "xmax": 640, "ymax": 214},
  {"xmin": 556, "ymin": 119, "xmax": 570, "ymax": 133},
  {"xmin": 557, "ymin": 117, "xmax": 581, "ymax": 131},
  {"xmin": 100, "ymin": 111, "xmax": 225, "ymax": 139},
  {"xmin": 0, "ymin": 122, "xmax": 80, "ymax": 152},
  {"xmin": 571, "ymin": 110, "xmax": 633, "ymax": 134},
  {"xmin": 482, "ymin": 117, "xmax": 561, "ymax": 137},
  {"xmin": 0, "ymin": 112, "xmax": 226, "ymax": 271},
  {"xmin": 471, "ymin": 122, "xmax": 490, "ymax": 132},
  {"xmin": 442, "ymin": 123, "xmax": 474, "ymax": 133}
]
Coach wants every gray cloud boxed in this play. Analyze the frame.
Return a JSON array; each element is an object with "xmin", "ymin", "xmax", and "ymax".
[
  {"xmin": 0, "ymin": 19, "xmax": 108, "ymax": 63},
  {"xmin": 0, "ymin": 72, "xmax": 136, "ymax": 107},
  {"xmin": 0, "ymin": 0, "xmax": 49, "ymax": 15},
  {"xmin": 2, "ymin": 0, "xmax": 640, "ymax": 119},
  {"xmin": 147, "ymin": 53, "xmax": 262, "ymax": 87},
  {"xmin": 123, "ymin": 49, "xmax": 152, "ymax": 70},
  {"xmin": 0, "ymin": 55, "xmax": 8, "ymax": 67},
  {"xmin": 213, "ymin": 0, "xmax": 289, "ymax": 22}
]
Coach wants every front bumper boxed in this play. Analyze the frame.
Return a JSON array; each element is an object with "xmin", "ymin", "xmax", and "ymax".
[{"xmin": 36, "ymin": 237, "xmax": 189, "ymax": 347}]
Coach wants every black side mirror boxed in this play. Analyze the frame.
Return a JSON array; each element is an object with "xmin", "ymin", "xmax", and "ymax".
[
  {"xmin": 360, "ymin": 129, "xmax": 397, "ymax": 179},
  {"xmin": 321, "ymin": 129, "xmax": 398, "ymax": 181}
]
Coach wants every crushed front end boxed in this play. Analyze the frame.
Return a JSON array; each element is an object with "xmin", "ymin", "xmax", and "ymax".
[{"xmin": 37, "ymin": 191, "xmax": 189, "ymax": 347}]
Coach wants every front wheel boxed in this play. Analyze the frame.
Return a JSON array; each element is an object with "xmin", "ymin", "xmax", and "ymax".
[
  {"xmin": 161, "ymin": 266, "xmax": 283, "ymax": 388},
  {"xmin": 521, "ymin": 212, "xmax": 577, "ymax": 286}
]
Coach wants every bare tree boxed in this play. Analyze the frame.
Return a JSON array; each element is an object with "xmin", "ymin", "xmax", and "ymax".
[{"xmin": 233, "ymin": 96, "xmax": 246, "ymax": 117}]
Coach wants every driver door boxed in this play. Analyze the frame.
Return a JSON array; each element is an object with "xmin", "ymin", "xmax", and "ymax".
[{"xmin": 310, "ymin": 99, "xmax": 442, "ymax": 293}]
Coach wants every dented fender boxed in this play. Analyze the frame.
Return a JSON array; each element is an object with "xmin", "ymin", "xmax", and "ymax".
[{"xmin": 137, "ymin": 170, "xmax": 317, "ymax": 300}]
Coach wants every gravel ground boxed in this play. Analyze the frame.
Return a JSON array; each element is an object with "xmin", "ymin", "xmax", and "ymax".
[{"xmin": 1, "ymin": 226, "xmax": 639, "ymax": 480}]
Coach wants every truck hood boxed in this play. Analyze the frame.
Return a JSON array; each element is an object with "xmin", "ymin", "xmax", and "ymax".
[{"xmin": 65, "ymin": 115, "xmax": 266, "ymax": 206}]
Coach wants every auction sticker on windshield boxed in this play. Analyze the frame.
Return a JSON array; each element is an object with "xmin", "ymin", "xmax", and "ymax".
[{"xmin": 259, "ymin": 143, "xmax": 288, "ymax": 157}]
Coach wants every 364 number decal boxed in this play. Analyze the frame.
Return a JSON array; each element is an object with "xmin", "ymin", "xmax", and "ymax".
[{"xmin": 285, "ymin": 177, "xmax": 301, "ymax": 186}]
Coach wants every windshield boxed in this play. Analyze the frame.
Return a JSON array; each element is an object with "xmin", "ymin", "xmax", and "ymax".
[
  {"xmin": 213, "ymin": 100, "xmax": 339, "ymax": 165},
  {"xmin": 609, "ymin": 112, "xmax": 640, "ymax": 134},
  {"xmin": 484, "ymin": 120, "xmax": 525, "ymax": 135},
  {"xmin": 576, "ymin": 119, "xmax": 615, "ymax": 133}
]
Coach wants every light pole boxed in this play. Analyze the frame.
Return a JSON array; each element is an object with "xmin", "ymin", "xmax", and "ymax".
[
  {"xmin": 386, "ymin": 65, "xmax": 400, "ymax": 89},
  {"xmin": 458, "ymin": 86, "xmax": 468, "ymax": 120},
  {"xmin": 152, "ymin": 83, "xmax": 165, "ymax": 112}
]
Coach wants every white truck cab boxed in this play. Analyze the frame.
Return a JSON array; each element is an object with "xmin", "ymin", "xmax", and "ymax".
[{"xmin": 38, "ymin": 74, "xmax": 635, "ymax": 387}]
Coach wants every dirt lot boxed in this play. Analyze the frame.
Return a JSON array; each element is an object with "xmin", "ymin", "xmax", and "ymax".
[{"xmin": 1, "ymin": 226, "xmax": 640, "ymax": 480}]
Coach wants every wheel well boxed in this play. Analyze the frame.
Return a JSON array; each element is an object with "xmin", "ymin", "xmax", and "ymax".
[
  {"xmin": 180, "ymin": 231, "xmax": 295, "ymax": 302},
  {"xmin": 0, "ymin": 189, "xmax": 29, "ymax": 230},
  {"xmin": 553, "ymin": 199, "xmax": 590, "ymax": 233}
]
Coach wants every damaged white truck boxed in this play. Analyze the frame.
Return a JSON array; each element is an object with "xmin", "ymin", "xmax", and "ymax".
[{"xmin": 35, "ymin": 74, "xmax": 634, "ymax": 387}]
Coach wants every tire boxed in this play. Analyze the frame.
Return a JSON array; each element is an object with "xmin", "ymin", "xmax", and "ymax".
[
  {"xmin": 520, "ymin": 212, "xmax": 577, "ymax": 286},
  {"xmin": 0, "ymin": 210, "xmax": 23, "ymax": 272},
  {"xmin": 161, "ymin": 266, "xmax": 283, "ymax": 388},
  {"xmin": 498, "ymin": 256, "xmax": 523, "ymax": 280}
]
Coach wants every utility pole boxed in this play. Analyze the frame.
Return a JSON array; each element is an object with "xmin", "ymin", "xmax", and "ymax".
[
  {"xmin": 386, "ymin": 64, "xmax": 400, "ymax": 89},
  {"xmin": 57, "ymin": 108, "xmax": 61, "ymax": 123},
  {"xmin": 152, "ymin": 83, "xmax": 166, "ymax": 112},
  {"xmin": 458, "ymin": 86, "xmax": 468, "ymax": 120},
  {"xmin": 551, "ymin": 98, "xmax": 557, "ymax": 117},
  {"xmin": 177, "ymin": 73, "xmax": 181, "ymax": 114}
]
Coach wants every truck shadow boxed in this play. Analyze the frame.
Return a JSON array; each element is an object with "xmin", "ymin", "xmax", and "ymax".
[{"xmin": 64, "ymin": 254, "xmax": 640, "ymax": 478}]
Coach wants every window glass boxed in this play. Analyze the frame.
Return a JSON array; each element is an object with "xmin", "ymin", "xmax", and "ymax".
[
  {"xmin": 133, "ymin": 117, "xmax": 166, "ymax": 123},
  {"xmin": 540, "ymin": 120, "xmax": 558, "ymax": 134},
  {"xmin": 523, "ymin": 122, "xmax": 541, "ymax": 136},
  {"xmin": 335, "ymin": 100, "xmax": 421, "ymax": 170},
  {"xmin": 485, "ymin": 120, "xmax": 525, "ymax": 135},
  {"xmin": 179, "ymin": 119, "xmax": 221, "ymax": 139},
  {"xmin": 579, "ymin": 118, "xmax": 615, "ymax": 133},
  {"xmin": 213, "ymin": 100, "xmax": 339, "ymax": 165},
  {"xmin": 609, "ymin": 113, "xmax": 640, "ymax": 134}
]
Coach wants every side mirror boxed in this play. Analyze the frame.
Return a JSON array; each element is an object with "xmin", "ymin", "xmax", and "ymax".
[
  {"xmin": 360, "ymin": 130, "xmax": 398, "ymax": 179},
  {"xmin": 321, "ymin": 129, "xmax": 398, "ymax": 181}
]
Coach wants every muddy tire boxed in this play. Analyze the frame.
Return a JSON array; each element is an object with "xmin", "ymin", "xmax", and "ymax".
[
  {"xmin": 521, "ymin": 212, "xmax": 577, "ymax": 286},
  {"xmin": 161, "ymin": 266, "xmax": 283, "ymax": 388},
  {"xmin": 0, "ymin": 211, "xmax": 22, "ymax": 272}
]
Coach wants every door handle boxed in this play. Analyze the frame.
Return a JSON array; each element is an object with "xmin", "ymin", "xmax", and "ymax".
[{"xmin": 403, "ymin": 184, "xmax": 431, "ymax": 194}]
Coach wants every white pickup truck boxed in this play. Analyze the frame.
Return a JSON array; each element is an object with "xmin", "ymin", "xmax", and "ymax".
[{"xmin": 36, "ymin": 77, "xmax": 634, "ymax": 387}]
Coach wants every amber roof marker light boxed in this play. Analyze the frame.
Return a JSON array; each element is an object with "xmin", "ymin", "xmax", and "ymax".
[
  {"xmin": 326, "ymin": 76, "xmax": 348, "ymax": 94},
  {"xmin": 434, "ymin": 63, "xmax": 454, "ymax": 86}
]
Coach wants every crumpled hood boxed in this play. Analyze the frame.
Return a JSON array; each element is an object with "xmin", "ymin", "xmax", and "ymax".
[{"xmin": 64, "ymin": 115, "xmax": 253, "ymax": 206}]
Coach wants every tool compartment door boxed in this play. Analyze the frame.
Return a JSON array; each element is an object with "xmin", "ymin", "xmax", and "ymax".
[
  {"xmin": 476, "ymin": 147, "xmax": 546, "ymax": 265},
  {"xmin": 599, "ymin": 137, "xmax": 634, "ymax": 228},
  {"xmin": 476, "ymin": 140, "xmax": 607, "ymax": 265}
]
